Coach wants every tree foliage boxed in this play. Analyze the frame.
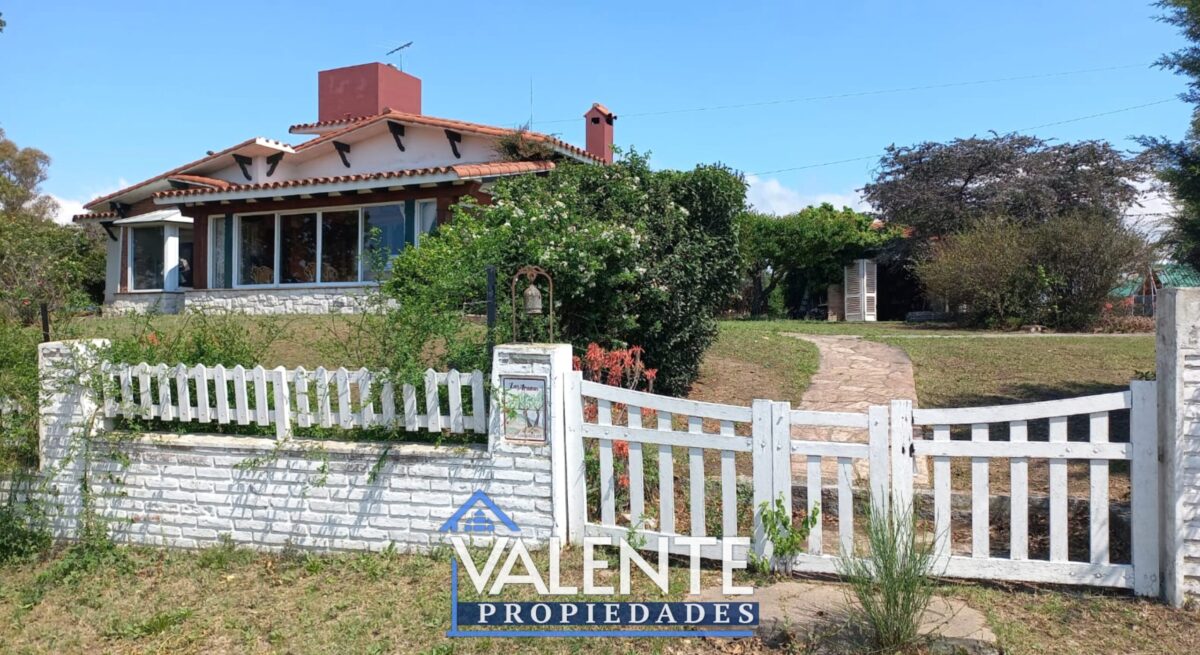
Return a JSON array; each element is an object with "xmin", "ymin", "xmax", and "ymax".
[
  {"xmin": 862, "ymin": 132, "xmax": 1151, "ymax": 328},
  {"xmin": 1140, "ymin": 0, "xmax": 1200, "ymax": 269},
  {"xmin": 0, "ymin": 129, "xmax": 106, "ymax": 323},
  {"xmin": 378, "ymin": 151, "xmax": 745, "ymax": 395},
  {"xmin": 737, "ymin": 204, "xmax": 894, "ymax": 316},
  {"xmin": 862, "ymin": 134, "xmax": 1147, "ymax": 247}
]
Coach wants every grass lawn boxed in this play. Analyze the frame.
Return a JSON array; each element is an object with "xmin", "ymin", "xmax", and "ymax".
[
  {"xmin": 700, "ymin": 320, "xmax": 1156, "ymax": 408},
  {"xmin": 0, "ymin": 543, "xmax": 753, "ymax": 655},
  {"xmin": 3, "ymin": 541, "xmax": 1199, "ymax": 655}
]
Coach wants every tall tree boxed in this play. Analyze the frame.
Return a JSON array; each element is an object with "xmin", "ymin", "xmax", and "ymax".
[
  {"xmin": 1141, "ymin": 0, "xmax": 1200, "ymax": 269},
  {"xmin": 0, "ymin": 129, "xmax": 106, "ymax": 322},
  {"xmin": 862, "ymin": 134, "xmax": 1147, "ymax": 247}
]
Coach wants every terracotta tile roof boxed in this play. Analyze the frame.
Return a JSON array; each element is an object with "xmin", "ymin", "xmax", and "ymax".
[
  {"xmin": 292, "ymin": 110, "xmax": 604, "ymax": 163},
  {"xmin": 71, "ymin": 210, "xmax": 119, "ymax": 223},
  {"xmin": 167, "ymin": 174, "xmax": 232, "ymax": 189},
  {"xmin": 288, "ymin": 114, "xmax": 377, "ymax": 133},
  {"xmin": 452, "ymin": 161, "xmax": 555, "ymax": 178},
  {"xmin": 152, "ymin": 161, "xmax": 554, "ymax": 201},
  {"xmin": 83, "ymin": 137, "xmax": 294, "ymax": 210}
]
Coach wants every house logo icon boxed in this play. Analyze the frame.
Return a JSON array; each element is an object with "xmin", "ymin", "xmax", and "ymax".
[{"xmin": 438, "ymin": 489, "xmax": 520, "ymax": 535}]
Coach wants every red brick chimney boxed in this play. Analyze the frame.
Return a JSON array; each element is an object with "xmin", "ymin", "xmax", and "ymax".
[
  {"xmin": 318, "ymin": 63, "xmax": 421, "ymax": 122},
  {"xmin": 584, "ymin": 103, "xmax": 616, "ymax": 163}
]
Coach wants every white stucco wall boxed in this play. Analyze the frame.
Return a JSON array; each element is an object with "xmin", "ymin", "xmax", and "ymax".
[
  {"xmin": 207, "ymin": 123, "xmax": 502, "ymax": 189},
  {"xmin": 104, "ymin": 235, "xmax": 121, "ymax": 304}
]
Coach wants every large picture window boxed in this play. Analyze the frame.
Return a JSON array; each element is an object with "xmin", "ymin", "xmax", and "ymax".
[
  {"xmin": 279, "ymin": 213, "xmax": 317, "ymax": 284},
  {"xmin": 363, "ymin": 204, "xmax": 404, "ymax": 280},
  {"xmin": 232, "ymin": 201, "xmax": 442, "ymax": 288},
  {"xmin": 239, "ymin": 214, "xmax": 276, "ymax": 286},
  {"xmin": 321, "ymin": 210, "xmax": 360, "ymax": 283},
  {"xmin": 130, "ymin": 227, "xmax": 164, "ymax": 290}
]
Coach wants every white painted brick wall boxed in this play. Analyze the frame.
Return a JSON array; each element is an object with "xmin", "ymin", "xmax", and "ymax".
[{"xmin": 35, "ymin": 341, "xmax": 557, "ymax": 554}]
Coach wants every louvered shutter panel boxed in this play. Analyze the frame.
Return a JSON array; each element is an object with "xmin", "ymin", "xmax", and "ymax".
[
  {"xmin": 863, "ymin": 259, "xmax": 878, "ymax": 321},
  {"xmin": 844, "ymin": 263, "xmax": 862, "ymax": 321}
]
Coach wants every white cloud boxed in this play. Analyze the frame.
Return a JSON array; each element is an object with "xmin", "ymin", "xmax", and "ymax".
[
  {"xmin": 745, "ymin": 175, "xmax": 870, "ymax": 215},
  {"xmin": 49, "ymin": 195, "xmax": 86, "ymax": 225},
  {"xmin": 49, "ymin": 179, "xmax": 130, "ymax": 225}
]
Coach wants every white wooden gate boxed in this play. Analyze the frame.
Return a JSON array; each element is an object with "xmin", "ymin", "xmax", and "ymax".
[
  {"xmin": 566, "ymin": 372, "xmax": 1160, "ymax": 596},
  {"xmin": 906, "ymin": 381, "xmax": 1158, "ymax": 593}
]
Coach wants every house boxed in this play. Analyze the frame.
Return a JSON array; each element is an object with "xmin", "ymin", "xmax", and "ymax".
[
  {"xmin": 1113, "ymin": 262, "xmax": 1200, "ymax": 316},
  {"xmin": 72, "ymin": 62, "xmax": 615, "ymax": 315}
]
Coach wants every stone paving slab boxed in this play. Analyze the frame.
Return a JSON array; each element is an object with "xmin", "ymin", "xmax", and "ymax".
[
  {"xmin": 783, "ymin": 334, "xmax": 929, "ymax": 485},
  {"xmin": 699, "ymin": 580, "xmax": 998, "ymax": 654}
]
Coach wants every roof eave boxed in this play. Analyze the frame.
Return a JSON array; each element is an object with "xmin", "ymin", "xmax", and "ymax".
[{"xmin": 153, "ymin": 171, "xmax": 465, "ymax": 205}]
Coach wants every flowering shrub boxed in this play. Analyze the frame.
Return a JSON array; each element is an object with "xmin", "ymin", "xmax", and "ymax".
[
  {"xmin": 381, "ymin": 150, "xmax": 745, "ymax": 395},
  {"xmin": 575, "ymin": 343, "xmax": 657, "ymax": 391}
]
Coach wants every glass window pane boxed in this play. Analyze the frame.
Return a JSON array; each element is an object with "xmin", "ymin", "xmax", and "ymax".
[
  {"xmin": 178, "ymin": 227, "xmax": 194, "ymax": 288},
  {"xmin": 415, "ymin": 200, "xmax": 437, "ymax": 245},
  {"xmin": 210, "ymin": 217, "xmax": 228, "ymax": 288},
  {"xmin": 321, "ymin": 210, "xmax": 360, "ymax": 283},
  {"xmin": 130, "ymin": 227, "xmax": 164, "ymax": 290},
  {"xmin": 239, "ymin": 214, "xmax": 276, "ymax": 286},
  {"xmin": 279, "ymin": 213, "xmax": 317, "ymax": 284},
  {"xmin": 362, "ymin": 204, "xmax": 405, "ymax": 280}
]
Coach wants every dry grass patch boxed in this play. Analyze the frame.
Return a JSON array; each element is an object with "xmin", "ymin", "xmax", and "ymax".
[{"xmin": 950, "ymin": 583, "xmax": 1200, "ymax": 655}]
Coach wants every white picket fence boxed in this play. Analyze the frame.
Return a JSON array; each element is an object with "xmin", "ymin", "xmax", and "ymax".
[
  {"xmin": 99, "ymin": 362, "xmax": 487, "ymax": 438},
  {"xmin": 568, "ymin": 372, "xmax": 1161, "ymax": 595}
]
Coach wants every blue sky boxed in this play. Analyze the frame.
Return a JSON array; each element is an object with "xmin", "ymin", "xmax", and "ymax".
[{"xmin": 0, "ymin": 1, "xmax": 1192, "ymax": 222}]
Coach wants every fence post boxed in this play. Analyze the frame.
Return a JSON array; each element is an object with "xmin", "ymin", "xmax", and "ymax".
[
  {"xmin": 889, "ymin": 400, "xmax": 914, "ymax": 519},
  {"xmin": 1130, "ymin": 379, "xmax": 1159, "ymax": 597},
  {"xmin": 1155, "ymin": 287, "xmax": 1200, "ymax": 606},
  {"xmin": 751, "ymin": 399, "xmax": 774, "ymax": 560},
  {"xmin": 563, "ymin": 370, "xmax": 586, "ymax": 544},
  {"xmin": 771, "ymin": 401, "xmax": 793, "ymax": 519},
  {"xmin": 868, "ymin": 404, "xmax": 891, "ymax": 520}
]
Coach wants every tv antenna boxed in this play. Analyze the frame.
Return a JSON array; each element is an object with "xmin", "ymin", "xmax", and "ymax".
[{"xmin": 386, "ymin": 41, "xmax": 413, "ymax": 70}]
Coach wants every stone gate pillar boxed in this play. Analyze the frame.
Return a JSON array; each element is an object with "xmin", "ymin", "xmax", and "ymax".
[
  {"xmin": 490, "ymin": 343, "xmax": 574, "ymax": 543},
  {"xmin": 1157, "ymin": 287, "xmax": 1200, "ymax": 606}
]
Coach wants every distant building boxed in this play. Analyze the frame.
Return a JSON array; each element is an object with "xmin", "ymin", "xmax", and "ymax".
[{"xmin": 1113, "ymin": 263, "xmax": 1200, "ymax": 316}]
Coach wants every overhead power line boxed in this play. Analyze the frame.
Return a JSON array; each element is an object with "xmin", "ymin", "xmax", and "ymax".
[
  {"xmin": 748, "ymin": 97, "xmax": 1179, "ymax": 177},
  {"xmin": 533, "ymin": 62, "xmax": 1149, "ymax": 125}
]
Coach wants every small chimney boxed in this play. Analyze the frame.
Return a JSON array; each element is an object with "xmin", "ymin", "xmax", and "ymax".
[
  {"xmin": 318, "ymin": 62, "xmax": 421, "ymax": 122},
  {"xmin": 584, "ymin": 103, "xmax": 616, "ymax": 163}
]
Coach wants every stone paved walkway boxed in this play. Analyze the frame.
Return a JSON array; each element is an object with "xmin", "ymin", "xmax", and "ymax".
[{"xmin": 783, "ymin": 334, "xmax": 927, "ymax": 484}]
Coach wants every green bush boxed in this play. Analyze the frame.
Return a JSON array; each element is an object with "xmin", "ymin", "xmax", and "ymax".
[
  {"xmin": 915, "ymin": 213, "xmax": 1150, "ymax": 330},
  {"xmin": 837, "ymin": 506, "xmax": 936, "ymax": 652},
  {"xmin": 378, "ymin": 151, "xmax": 745, "ymax": 395}
]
